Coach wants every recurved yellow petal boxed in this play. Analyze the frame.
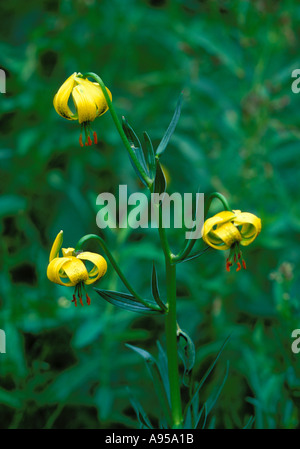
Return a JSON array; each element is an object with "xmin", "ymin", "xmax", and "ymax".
[
  {"xmin": 47, "ymin": 257, "xmax": 73, "ymax": 286},
  {"xmin": 77, "ymin": 251, "xmax": 107, "ymax": 285},
  {"xmin": 62, "ymin": 257, "xmax": 89, "ymax": 285},
  {"xmin": 49, "ymin": 230, "xmax": 63, "ymax": 262},
  {"xmin": 53, "ymin": 73, "xmax": 77, "ymax": 121},
  {"xmin": 208, "ymin": 222, "xmax": 242, "ymax": 249},
  {"xmin": 202, "ymin": 210, "xmax": 237, "ymax": 249},
  {"xmin": 233, "ymin": 212, "xmax": 262, "ymax": 246},
  {"xmin": 47, "ymin": 255, "xmax": 89, "ymax": 286}
]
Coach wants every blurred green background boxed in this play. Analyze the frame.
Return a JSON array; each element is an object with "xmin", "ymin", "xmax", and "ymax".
[{"xmin": 1, "ymin": 0, "xmax": 300, "ymax": 429}]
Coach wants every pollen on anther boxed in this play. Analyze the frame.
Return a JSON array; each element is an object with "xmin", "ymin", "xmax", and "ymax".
[
  {"xmin": 79, "ymin": 135, "xmax": 84, "ymax": 147},
  {"xmin": 242, "ymin": 260, "xmax": 247, "ymax": 270},
  {"xmin": 236, "ymin": 262, "xmax": 242, "ymax": 272},
  {"xmin": 79, "ymin": 296, "xmax": 84, "ymax": 306},
  {"xmin": 87, "ymin": 135, "xmax": 92, "ymax": 146},
  {"xmin": 86, "ymin": 294, "xmax": 91, "ymax": 306}
]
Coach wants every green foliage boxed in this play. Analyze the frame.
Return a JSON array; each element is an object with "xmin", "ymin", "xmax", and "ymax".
[{"xmin": 1, "ymin": 0, "xmax": 300, "ymax": 429}]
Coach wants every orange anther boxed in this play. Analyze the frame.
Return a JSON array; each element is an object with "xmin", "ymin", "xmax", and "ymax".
[{"xmin": 93, "ymin": 131, "xmax": 98, "ymax": 144}]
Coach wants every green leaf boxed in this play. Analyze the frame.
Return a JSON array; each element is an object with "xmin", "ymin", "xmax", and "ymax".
[
  {"xmin": 151, "ymin": 263, "xmax": 168, "ymax": 311},
  {"xmin": 195, "ymin": 335, "xmax": 230, "ymax": 394},
  {"xmin": 122, "ymin": 116, "xmax": 149, "ymax": 187},
  {"xmin": 184, "ymin": 335, "xmax": 231, "ymax": 420},
  {"xmin": 143, "ymin": 131, "xmax": 156, "ymax": 181},
  {"xmin": 201, "ymin": 403, "xmax": 207, "ymax": 429},
  {"xmin": 177, "ymin": 329, "xmax": 196, "ymax": 386},
  {"xmin": 126, "ymin": 344, "xmax": 172, "ymax": 426},
  {"xmin": 206, "ymin": 361, "xmax": 230, "ymax": 416},
  {"xmin": 243, "ymin": 416, "xmax": 255, "ymax": 429},
  {"xmin": 127, "ymin": 387, "xmax": 153, "ymax": 429},
  {"xmin": 156, "ymin": 341, "xmax": 170, "ymax": 405},
  {"xmin": 153, "ymin": 158, "xmax": 167, "ymax": 196},
  {"xmin": 193, "ymin": 404, "xmax": 205, "ymax": 429},
  {"xmin": 175, "ymin": 247, "xmax": 211, "ymax": 264},
  {"xmin": 156, "ymin": 93, "xmax": 183, "ymax": 157},
  {"xmin": 94, "ymin": 288, "xmax": 162, "ymax": 314}
]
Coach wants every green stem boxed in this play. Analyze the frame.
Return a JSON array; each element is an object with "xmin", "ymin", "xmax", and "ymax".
[
  {"xmin": 75, "ymin": 234, "xmax": 160, "ymax": 312},
  {"xmin": 204, "ymin": 191, "xmax": 231, "ymax": 218},
  {"xmin": 165, "ymin": 260, "xmax": 183, "ymax": 428},
  {"xmin": 156, "ymin": 204, "xmax": 183, "ymax": 428},
  {"xmin": 82, "ymin": 72, "xmax": 152, "ymax": 189}
]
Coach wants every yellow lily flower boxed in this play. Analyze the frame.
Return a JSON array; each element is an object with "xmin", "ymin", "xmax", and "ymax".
[
  {"xmin": 47, "ymin": 231, "xmax": 107, "ymax": 306},
  {"xmin": 202, "ymin": 209, "xmax": 261, "ymax": 272},
  {"xmin": 53, "ymin": 73, "xmax": 112, "ymax": 147}
]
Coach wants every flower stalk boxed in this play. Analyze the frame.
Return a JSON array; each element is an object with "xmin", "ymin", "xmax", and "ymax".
[
  {"xmin": 165, "ymin": 259, "xmax": 183, "ymax": 428},
  {"xmin": 156, "ymin": 204, "xmax": 183, "ymax": 428},
  {"xmin": 82, "ymin": 72, "xmax": 153, "ymax": 189},
  {"xmin": 75, "ymin": 234, "xmax": 161, "ymax": 312}
]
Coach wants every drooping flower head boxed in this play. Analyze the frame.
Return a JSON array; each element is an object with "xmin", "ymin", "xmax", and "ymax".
[
  {"xmin": 202, "ymin": 210, "xmax": 261, "ymax": 272},
  {"xmin": 47, "ymin": 231, "xmax": 107, "ymax": 306},
  {"xmin": 53, "ymin": 73, "xmax": 112, "ymax": 147}
]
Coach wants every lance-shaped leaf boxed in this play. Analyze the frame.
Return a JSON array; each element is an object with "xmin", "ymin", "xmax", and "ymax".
[
  {"xmin": 94, "ymin": 288, "xmax": 164, "ymax": 314},
  {"xmin": 126, "ymin": 344, "xmax": 172, "ymax": 426},
  {"xmin": 153, "ymin": 158, "xmax": 167, "ymax": 196},
  {"xmin": 183, "ymin": 334, "xmax": 231, "ymax": 426},
  {"xmin": 205, "ymin": 361, "xmax": 229, "ymax": 417},
  {"xmin": 174, "ymin": 247, "xmax": 211, "ymax": 265},
  {"xmin": 156, "ymin": 92, "xmax": 183, "ymax": 157},
  {"xmin": 151, "ymin": 263, "xmax": 168, "ymax": 312},
  {"xmin": 127, "ymin": 387, "xmax": 153, "ymax": 429},
  {"xmin": 177, "ymin": 328, "xmax": 196, "ymax": 387},
  {"xmin": 143, "ymin": 131, "xmax": 156, "ymax": 182},
  {"xmin": 122, "ymin": 116, "xmax": 149, "ymax": 187},
  {"xmin": 243, "ymin": 416, "xmax": 255, "ymax": 429},
  {"xmin": 156, "ymin": 341, "xmax": 170, "ymax": 405}
]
